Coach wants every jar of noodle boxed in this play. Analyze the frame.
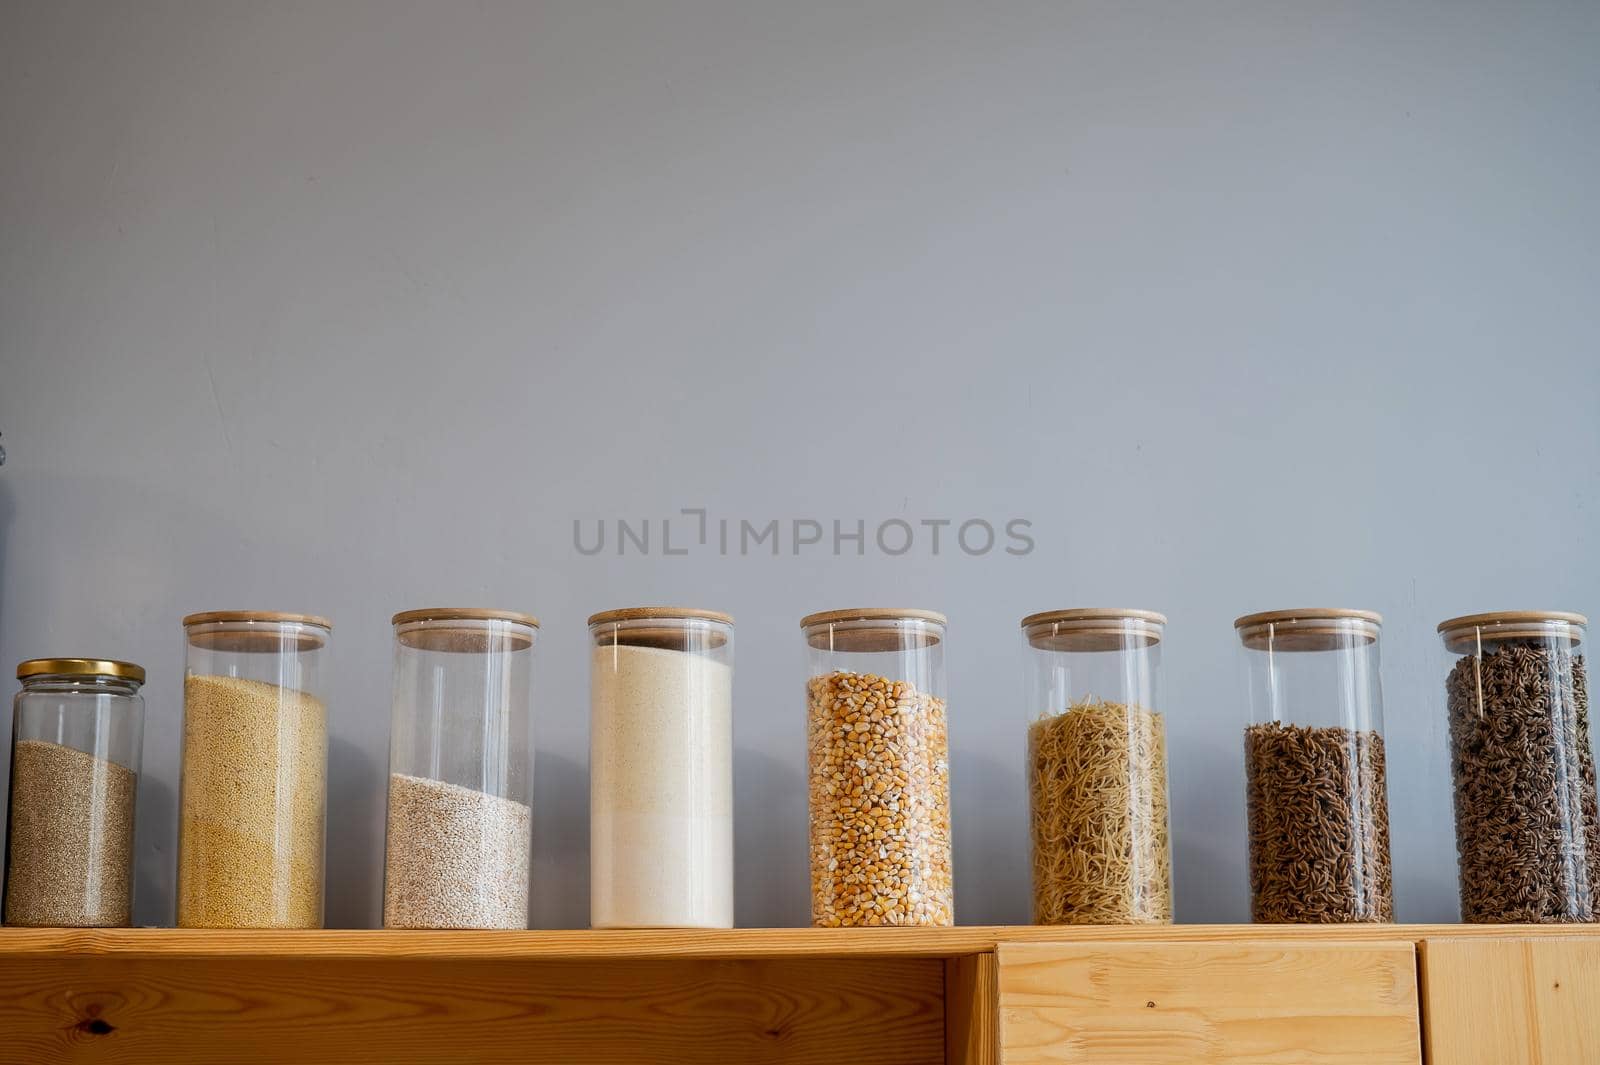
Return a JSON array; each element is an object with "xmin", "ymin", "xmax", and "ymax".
[{"xmin": 1023, "ymin": 609, "xmax": 1172, "ymax": 925}]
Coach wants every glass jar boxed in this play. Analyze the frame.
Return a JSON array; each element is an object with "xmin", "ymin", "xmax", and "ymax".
[
  {"xmin": 385, "ymin": 608, "xmax": 537, "ymax": 930},
  {"xmin": 1236, "ymin": 609, "xmax": 1393, "ymax": 923},
  {"xmin": 177, "ymin": 610, "xmax": 330, "ymax": 928},
  {"xmin": 1022, "ymin": 609, "xmax": 1171, "ymax": 925},
  {"xmin": 589, "ymin": 607, "xmax": 733, "ymax": 929},
  {"xmin": 5, "ymin": 658, "xmax": 145, "ymax": 927},
  {"xmin": 802, "ymin": 608, "xmax": 951, "ymax": 927},
  {"xmin": 1439, "ymin": 611, "xmax": 1597, "ymax": 923}
]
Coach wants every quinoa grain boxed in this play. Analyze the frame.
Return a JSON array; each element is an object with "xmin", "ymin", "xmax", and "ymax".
[
  {"xmin": 178, "ymin": 673, "xmax": 326, "ymax": 928},
  {"xmin": 4, "ymin": 740, "xmax": 136, "ymax": 927}
]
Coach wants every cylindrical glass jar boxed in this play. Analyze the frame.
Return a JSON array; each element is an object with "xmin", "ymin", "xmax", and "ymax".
[
  {"xmin": 1439, "ymin": 611, "xmax": 1597, "ymax": 923},
  {"xmin": 177, "ymin": 610, "xmax": 330, "ymax": 928},
  {"xmin": 1237, "ymin": 609, "xmax": 1393, "ymax": 923},
  {"xmin": 802, "ymin": 608, "xmax": 951, "ymax": 927},
  {"xmin": 385, "ymin": 608, "xmax": 537, "ymax": 930},
  {"xmin": 1023, "ymin": 609, "xmax": 1171, "ymax": 925},
  {"xmin": 6, "ymin": 658, "xmax": 145, "ymax": 927},
  {"xmin": 589, "ymin": 607, "xmax": 733, "ymax": 929}
]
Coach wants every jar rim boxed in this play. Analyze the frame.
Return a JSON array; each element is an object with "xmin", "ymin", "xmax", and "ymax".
[
  {"xmin": 1021, "ymin": 609, "xmax": 1165, "ymax": 651},
  {"xmin": 16, "ymin": 658, "xmax": 145, "ymax": 684},
  {"xmin": 182, "ymin": 610, "xmax": 332, "ymax": 631},
  {"xmin": 1234, "ymin": 609, "xmax": 1381, "ymax": 652},
  {"xmin": 799, "ymin": 607, "xmax": 945, "ymax": 630},
  {"xmin": 1436, "ymin": 610, "xmax": 1587, "ymax": 633},
  {"xmin": 588, "ymin": 606, "xmax": 732, "ymax": 627},
  {"xmin": 1234, "ymin": 608, "xmax": 1382, "ymax": 630},
  {"xmin": 1438, "ymin": 611, "xmax": 1587, "ymax": 653},
  {"xmin": 393, "ymin": 607, "xmax": 540, "ymax": 629}
]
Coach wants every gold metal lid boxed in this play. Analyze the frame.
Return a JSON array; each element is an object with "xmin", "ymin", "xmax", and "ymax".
[
  {"xmin": 1021, "ymin": 608, "xmax": 1166, "ymax": 652},
  {"xmin": 1438, "ymin": 610, "xmax": 1587, "ymax": 653},
  {"xmin": 1234, "ymin": 608, "xmax": 1382, "ymax": 652},
  {"xmin": 182, "ymin": 610, "xmax": 333, "ymax": 631},
  {"xmin": 17, "ymin": 658, "xmax": 145, "ymax": 684},
  {"xmin": 587, "ymin": 607, "xmax": 733, "ymax": 627},
  {"xmin": 392, "ymin": 607, "xmax": 540, "ymax": 629}
]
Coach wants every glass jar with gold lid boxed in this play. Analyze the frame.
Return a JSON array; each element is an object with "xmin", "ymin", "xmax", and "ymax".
[{"xmin": 6, "ymin": 657, "xmax": 145, "ymax": 927}]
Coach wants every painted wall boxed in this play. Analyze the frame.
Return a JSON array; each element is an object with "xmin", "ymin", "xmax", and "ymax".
[{"xmin": 1, "ymin": 0, "xmax": 1596, "ymax": 927}]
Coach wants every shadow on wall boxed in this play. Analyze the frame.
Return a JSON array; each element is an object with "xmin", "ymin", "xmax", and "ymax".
[
  {"xmin": 530, "ymin": 748, "xmax": 589, "ymax": 929},
  {"xmin": 134, "ymin": 773, "xmax": 176, "ymax": 926},
  {"xmin": 327, "ymin": 733, "xmax": 384, "ymax": 928},
  {"xmin": 735, "ymin": 745, "xmax": 808, "ymax": 927},
  {"xmin": 951, "ymin": 748, "xmax": 1030, "ymax": 926},
  {"xmin": 0, "ymin": 477, "xmax": 13, "ymax": 658}
]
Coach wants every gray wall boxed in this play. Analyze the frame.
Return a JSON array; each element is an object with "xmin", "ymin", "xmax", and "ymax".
[{"xmin": 1, "ymin": 0, "xmax": 1597, "ymax": 929}]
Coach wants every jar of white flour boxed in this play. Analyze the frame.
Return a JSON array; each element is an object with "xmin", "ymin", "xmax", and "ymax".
[{"xmin": 589, "ymin": 607, "xmax": 734, "ymax": 928}]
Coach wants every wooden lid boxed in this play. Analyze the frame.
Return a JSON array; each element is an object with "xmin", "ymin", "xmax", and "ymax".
[
  {"xmin": 183, "ymin": 611, "xmax": 330, "ymax": 652},
  {"xmin": 392, "ymin": 608, "xmax": 540, "ymax": 629},
  {"xmin": 17, "ymin": 658, "xmax": 145, "ymax": 684},
  {"xmin": 801, "ymin": 608, "xmax": 945, "ymax": 652},
  {"xmin": 1438, "ymin": 611, "xmax": 1587, "ymax": 653},
  {"xmin": 394, "ymin": 608, "xmax": 539, "ymax": 652},
  {"xmin": 587, "ymin": 607, "xmax": 733, "ymax": 627},
  {"xmin": 1021, "ymin": 609, "xmax": 1165, "ymax": 652},
  {"xmin": 800, "ymin": 608, "xmax": 946, "ymax": 629},
  {"xmin": 1234, "ymin": 608, "xmax": 1381, "ymax": 652},
  {"xmin": 182, "ymin": 610, "xmax": 332, "ymax": 631}
]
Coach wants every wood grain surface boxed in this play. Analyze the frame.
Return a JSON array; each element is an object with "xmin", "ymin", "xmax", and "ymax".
[
  {"xmin": 998, "ymin": 940, "xmax": 1422, "ymax": 1064},
  {"xmin": 1420, "ymin": 936, "xmax": 1600, "ymax": 1064},
  {"xmin": 0, "ymin": 924, "xmax": 1594, "ymax": 961},
  {"xmin": 945, "ymin": 953, "xmax": 998, "ymax": 1065},
  {"xmin": 0, "ymin": 954, "xmax": 946, "ymax": 1065}
]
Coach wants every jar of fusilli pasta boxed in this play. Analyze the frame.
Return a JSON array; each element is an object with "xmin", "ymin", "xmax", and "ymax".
[
  {"xmin": 1023, "ymin": 608, "xmax": 1172, "ymax": 925},
  {"xmin": 1439, "ymin": 611, "xmax": 1597, "ymax": 923}
]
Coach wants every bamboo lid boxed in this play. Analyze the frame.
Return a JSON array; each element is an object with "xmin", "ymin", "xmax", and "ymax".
[
  {"xmin": 801, "ymin": 608, "xmax": 946, "ymax": 652},
  {"xmin": 1234, "ymin": 608, "xmax": 1381, "ymax": 652},
  {"xmin": 1438, "ymin": 611, "xmax": 1588, "ymax": 653},
  {"xmin": 393, "ymin": 608, "xmax": 539, "ymax": 652},
  {"xmin": 392, "ymin": 608, "xmax": 540, "ymax": 629},
  {"xmin": 182, "ymin": 610, "xmax": 331, "ymax": 652},
  {"xmin": 1021, "ymin": 608, "xmax": 1166, "ymax": 652},
  {"xmin": 182, "ymin": 610, "xmax": 332, "ymax": 631},
  {"xmin": 800, "ymin": 608, "xmax": 947, "ymax": 629},
  {"xmin": 587, "ymin": 607, "xmax": 733, "ymax": 627},
  {"xmin": 589, "ymin": 607, "xmax": 733, "ymax": 652},
  {"xmin": 17, "ymin": 658, "xmax": 145, "ymax": 684}
]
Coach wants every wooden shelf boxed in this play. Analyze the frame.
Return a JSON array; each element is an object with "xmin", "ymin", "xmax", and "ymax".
[
  {"xmin": 2, "ymin": 925, "xmax": 1597, "ymax": 1064},
  {"xmin": 0, "ymin": 921, "xmax": 1593, "ymax": 958}
]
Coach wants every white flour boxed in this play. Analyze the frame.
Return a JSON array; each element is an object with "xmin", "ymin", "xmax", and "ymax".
[{"xmin": 590, "ymin": 643, "xmax": 733, "ymax": 927}]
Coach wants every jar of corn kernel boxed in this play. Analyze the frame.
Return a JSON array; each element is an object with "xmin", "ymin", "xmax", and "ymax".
[{"xmin": 801, "ymin": 608, "xmax": 952, "ymax": 927}]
